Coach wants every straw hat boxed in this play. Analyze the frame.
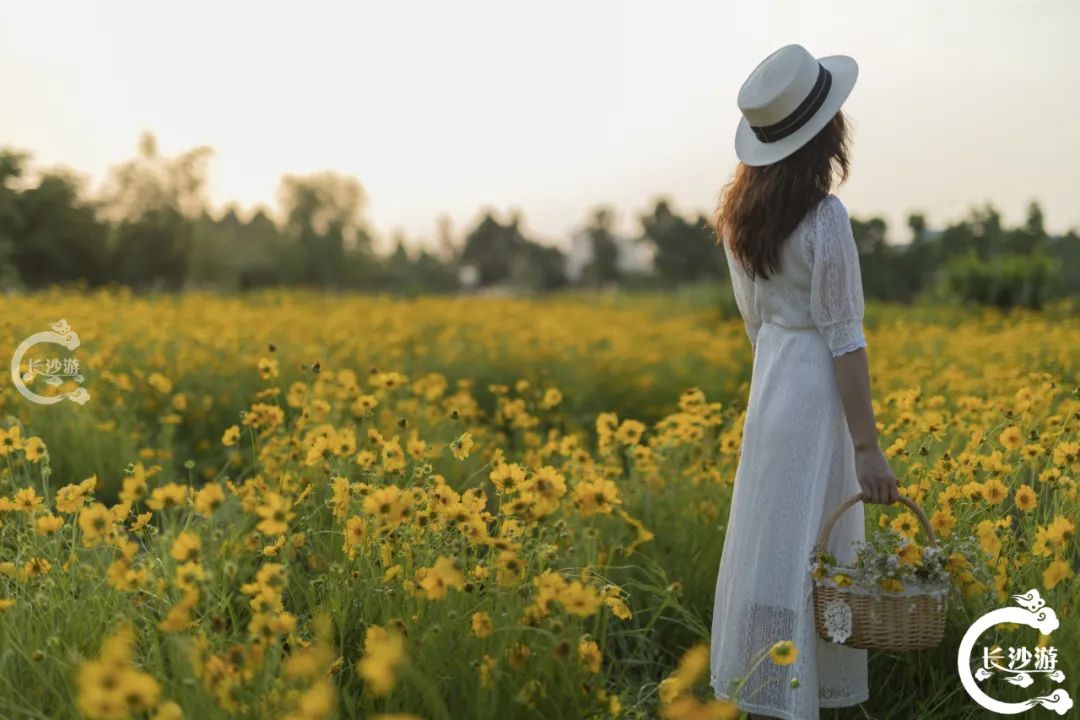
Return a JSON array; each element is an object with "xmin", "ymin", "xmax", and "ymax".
[{"xmin": 734, "ymin": 44, "xmax": 858, "ymax": 166}]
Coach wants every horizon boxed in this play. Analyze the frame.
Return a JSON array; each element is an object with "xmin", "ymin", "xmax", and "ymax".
[{"xmin": 2, "ymin": 0, "xmax": 1078, "ymax": 254}]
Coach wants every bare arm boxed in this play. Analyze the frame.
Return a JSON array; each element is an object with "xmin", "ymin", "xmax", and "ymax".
[{"xmin": 833, "ymin": 347, "xmax": 899, "ymax": 505}]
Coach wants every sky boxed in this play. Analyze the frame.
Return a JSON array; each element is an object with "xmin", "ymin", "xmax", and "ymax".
[{"xmin": 2, "ymin": 0, "xmax": 1078, "ymax": 253}]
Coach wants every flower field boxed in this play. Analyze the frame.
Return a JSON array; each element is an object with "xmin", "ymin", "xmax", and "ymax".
[{"xmin": 0, "ymin": 289, "xmax": 1077, "ymax": 719}]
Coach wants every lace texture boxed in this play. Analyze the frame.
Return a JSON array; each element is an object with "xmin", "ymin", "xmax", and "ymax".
[
  {"xmin": 713, "ymin": 193, "xmax": 870, "ymax": 719},
  {"xmin": 724, "ymin": 238, "xmax": 762, "ymax": 351},
  {"xmin": 806, "ymin": 195, "xmax": 868, "ymax": 358},
  {"xmin": 721, "ymin": 194, "xmax": 868, "ymax": 359}
]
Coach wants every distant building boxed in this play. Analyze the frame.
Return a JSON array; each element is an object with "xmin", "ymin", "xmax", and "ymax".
[{"xmin": 458, "ymin": 264, "xmax": 480, "ymax": 289}]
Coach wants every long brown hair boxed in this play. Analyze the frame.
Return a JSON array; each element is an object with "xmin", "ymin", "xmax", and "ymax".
[{"xmin": 715, "ymin": 109, "xmax": 852, "ymax": 281}]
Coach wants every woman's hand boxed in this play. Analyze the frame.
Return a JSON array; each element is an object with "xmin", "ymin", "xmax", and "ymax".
[
  {"xmin": 832, "ymin": 347, "xmax": 898, "ymax": 504},
  {"xmin": 854, "ymin": 445, "xmax": 900, "ymax": 504}
]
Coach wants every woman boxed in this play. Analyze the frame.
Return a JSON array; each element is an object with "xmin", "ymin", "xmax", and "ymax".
[{"xmin": 708, "ymin": 45, "xmax": 900, "ymax": 720}]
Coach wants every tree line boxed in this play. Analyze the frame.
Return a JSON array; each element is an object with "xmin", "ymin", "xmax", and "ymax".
[{"xmin": 1, "ymin": 132, "xmax": 1077, "ymax": 309}]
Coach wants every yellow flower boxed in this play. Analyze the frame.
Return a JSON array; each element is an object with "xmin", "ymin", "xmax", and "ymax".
[
  {"xmin": 129, "ymin": 511, "xmax": 152, "ymax": 532},
  {"xmin": 981, "ymin": 477, "xmax": 1008, "ymax": 504},
  {"xmin": 572, "ymin": 477, "xmax": 622, "ymax": 517},
  {"xmin": 557, "ymin": 580, "xmax": 603, "ymax": 617},
  {"xmin": 56, "ymin": 476, "xmax": 97, "ymax": 514},
  {"xmin": 1020, "ymin": 443, "xmax": 1043, "ymax": 462},
  {"xmin": 12, "ymin": 487, "xmax": 44, "ymax": 514},
  {"xmin": 578, "ymin": 638, "xmax": 602, "ymax": 674},
  {"xmin": 343, "ymin": 516, "xmax": 366, "ymax": 556},
  {"xmin": 148, "ymin": 372, "xmax": 173, "ymax": 394},
  {"xmin": 897, "ymin": 542, "xmax": 921, "ymax": 566},
  {"xmin": 1043, "ymin": 559, "xmax": 1073, "ymax": 590},
  {"xmin": 357, "ymin": 625, "xmax": 406, "ymax": 696},
  {"xmin": 998, "ymin": 425, "xmax": 1022, "ymax": 451},
  {"xmin": 1014, "ymin": 484, "xmax": 1037, "ymax": 512},
  {"xmin": 661, "ymin": 646, "xmax": 710, "ymax": 702},
  {"xmin": 76, "ymin": 621, "xmax": 161, "ymax": 718},
  {"xmin": 540, "ymin": 387, "xmax": 562, "ymax": 409},
  {"xmin": 362, "ymin": 486, "xmax": 411, "ymax": 528},
  {"xmin": 0, "ymin": 425, "xmax": 24, "ymax": 456},
  {"xmin": 171, "ymin": 532, "xmax": 202, "ymax": 563},
  {"xmin": 351, "ymin": 394, "xmax": 379, "ymax": 415},
  {"xmin": 946, "ymin": 551, "xmax": 969, "ymax": 573},
  {"xmin": 768, "ymin": 640, "xmax": 798, "ymax": 666},
  {"xmin": 23, "ymin": 558, "xmax": 51, "ymax": 577},
  {"xmin": 489, "ymin": 462, "xmax": 526, "ymax": 493},
  {"xmin": 286, "ymin": 381, "xmax": 307, "ymax": 408},
  {"xmin": 222, "ymin": 425, "xmax": 241, "ymax": 447},
  {"xmin": 418, "ymin": 556, "xmax": 465, "ymax": 600},
  {"xmin": 78, "ymin": 503, "xmax": 115, "ymax": 547},
  {"xmin": 929, "ymin": 508, "xmax": 957, "ymax": 539},
  {"xmin": 176, "ymin": 561, "xmax": 205, "ymax": 590},
  {"xmin": 257, "ymin": 357, "xmax": 278, "ymax": 380},
  {"xmin": 890, "ymin": 512, "xmax": 919, "ymax": 540},
  {"xmin": 255, "ymin": 492, "xmax": 295, "ymax": 535},
  {"xmin": 147, "ymin": 483, "xmax": 188, "ymax": 511},
  {"xmin": 615, "ymin": 419, "xmax": 646, "ymax": 445},
  {"xmin": 1051, "ymin": 440, "xmax": 1078, "ymax": 469},
  {"xmin": 381, "ymin": 438, "xmax": 406, "ymax": 473},
  {"xmin": 878, "ymin": 577, "xmax": 904, "ymax": 593},
  {"xmin": 355, "ymin": 448, "xmax": 377, "ymax": 469},
  {"xmin": 450, "ymin": 432, "xmax": 474, "ymax": 460},
  {"xmin": 120, "ymin": 469, "xmax": 147, "ymax": 505},
  {"xmin": 471, "ymin": 612, "xmax": 493, "ymax": 638},
  {"xmin": 23, "ymin": 437, "xmax": 46, "ymax": 462},
  {"xmin": 194, "ymin": 484, "xmax": 226, "ymax": 515},
  {"xmin": 153, "ymin": 701, "xmax": 184, "ymax": 720},
  {"xmin": 330, "ymin": 476, "xmax": 351, "ymax": 518},
  {"xmin": 34, "ymin": 514, "xmax": 64, "ymax": 536}
]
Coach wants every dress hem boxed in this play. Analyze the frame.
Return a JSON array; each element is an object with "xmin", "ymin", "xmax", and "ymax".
[
  {"xmin": 711, "ymin": 683, "xmax": 869, "ymax": 719},
  {"xmin": 820, "ymin": 688, "xmax": 870, "ymax": 708}
]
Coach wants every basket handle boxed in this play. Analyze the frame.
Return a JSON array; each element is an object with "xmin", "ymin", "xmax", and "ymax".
[{"xmin": 813, "ymin": 491, "xmax": 937, "ymax": 557}]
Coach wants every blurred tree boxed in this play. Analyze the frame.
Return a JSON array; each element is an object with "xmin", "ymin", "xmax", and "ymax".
[
  {"xmin": 581, "ymin": 207, "xmax": 620, "ymax": 289},
  {"xmin": 187, "ymin": 204, "xmax": 293, "ymax": 290},
  {"xmin": 942, "ymin": 250, "xmax": 1056, "ymax": 310},
  {"xmin": 101, "ymin": 132, "xmax": 213, "ymax": 290},
  {"xmin": 1045, "ymin": 228, "xmax": 1080, "ymax": 299},
  {"xmin": 434, "ymin": 214, "xmax": 457, "ymax": 264},
  {"xmin": 12, "ymin": 172, "xmax": 109, "ymax": 288},
  {"xmin": 639, "ymin": 198, "xmax": 723, "ymax": 286},
  {"xmin": 907, "ymin": 213, "xmax": 927, "ymax": 242},
  {"xmin": 850, "ymin": 215, "xmax": 908, "ymax": 302},
  {"xmin": 461, "ymin": 212, "xmax": 515, "ymax": 286},
  {"xmin": 0, "ymin": 150, "xmax": 28, "ymax": 289},
  {"xmin": 1003, "ymin": 200, "xmax": 1047, "ymax": 255},
  {"xmin": 278, "ymin": 171, "xmax": 373, "ymax": 288},
  {"xmin": 459, "ymin": 211, "xmax": 566, "ymax": 292},
  {"xmin": 508, "ymin": 241, "xmax": 566, "ymax": 292},
  {"xmin": 1, "ymin": 135, "xmax": 1077, "ymax": 304}
]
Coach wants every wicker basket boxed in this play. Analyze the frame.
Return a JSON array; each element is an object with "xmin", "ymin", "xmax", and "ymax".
[{"xmin": 811, "ymin": 492, "xmax": 946, "ymax": 651}]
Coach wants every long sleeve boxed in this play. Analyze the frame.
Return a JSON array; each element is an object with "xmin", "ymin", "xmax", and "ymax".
[
  {"xmin": 809, "ymin": 195, "xmax": 868, "ymax": 357},
  {"xmin": 722, "ymin": 237, "xmax": 762, "ymax": 351}
]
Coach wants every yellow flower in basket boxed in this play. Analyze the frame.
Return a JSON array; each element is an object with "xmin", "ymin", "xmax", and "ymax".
[
  {"xmin": 878, "ymin": 577, "xmax": 904, "ymax": 593},
  {"xmin": 831, "ymin": 573, "xmax": 853, "ymax": 587},
  {"xmin": 897, "ymin": 543, "xmax": 921, "ymax": 567}
]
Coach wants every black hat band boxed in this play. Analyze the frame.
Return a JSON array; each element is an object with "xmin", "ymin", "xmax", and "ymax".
[{"xmin": 750, "ymin": 63, "xmax": 832, "ymax": 143}]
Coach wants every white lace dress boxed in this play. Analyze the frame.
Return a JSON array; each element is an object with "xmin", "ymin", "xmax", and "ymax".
[{"xmin": 710, "ymin": 193, "xmax": 870, "ymax": 720}]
